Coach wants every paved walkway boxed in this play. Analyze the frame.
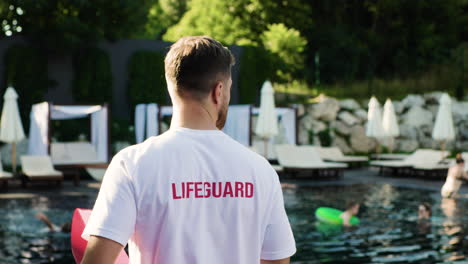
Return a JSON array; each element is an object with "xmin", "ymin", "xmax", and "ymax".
[{"xmin": 1, "ymin": 168, "xmax": 467, "ymax": 200}]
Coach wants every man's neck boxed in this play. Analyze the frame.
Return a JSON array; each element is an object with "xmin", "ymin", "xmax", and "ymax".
[{"xmin": 170, "ymin": 102, "xmax": 218, "ymax": 130}]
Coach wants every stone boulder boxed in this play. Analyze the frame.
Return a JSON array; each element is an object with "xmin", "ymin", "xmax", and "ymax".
[
  {"xmin": 419, "ymin": 137, "xmax": 435, "ymax": 149},
  {"xmin": 332, "ymin": 120, "xmax": 351, "ymax": 136},
  {"xmin": 300, "ymin": 115, "xmax": 327, "ymax": 133},
  {"xmin": 398, "ymin": 124, "xmax": 418, "ymax": 139},
  {"xmin": 349, "ymin": 125, "xmax": 376, "ymax": 153},
  {"xmin": 310, "ymin": 97, "xmax": 340, "ymax": 121},
  {"xmin": 458, "ymin": 121, "xmax": 468, "ymax": 140},
  {"xmin": 333, "ymin": 136, "xmax": 353, "ymax": 154},
  {"xmin": 402, "ymin": 106, "xmax": 433, "ymax": 127},
  {"xmin": 396, "ymin": 139, "xmax": 419, "ymax": 153},
  {"xmin": 354, "ymin": 109, "xmax": 368, "ymax": 122},
  {"xmin": 298, "ymin": 127, "xmax": 310, "ymax": 145},
  {"xmin": 456, "ymin": 141, "xmax": 468, "ymax": 151},
  {"xmin": 339, "ymin": 99, "xmax": 361, "ymax": 111},
  {"xmin": 392, "ymin": 101, "xmax": 404, "ymax": 115},
  {"xmin": 401, "ymin": 94, "xmax": 425, "ymax": 109},
  {"xmin": 423, "ymin": 91, "xmax": 445, "ymax": 105},
  {"xmin": 338, "ymin": 111, "xmax": 359, "ymax": 126},
  {"xmin": 452, "ymin": 102, "xmax": 468, "ymax": 124}
]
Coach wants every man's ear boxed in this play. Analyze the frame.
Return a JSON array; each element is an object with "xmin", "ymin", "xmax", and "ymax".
[{"xmin": 212, "ymin": 81, "xmax": 223, "ymax": 105}]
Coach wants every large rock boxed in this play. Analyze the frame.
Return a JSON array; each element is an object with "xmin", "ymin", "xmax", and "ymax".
[
  {"xmin": 452, "ymin": 102, "xmax": 468, "ymax": 124},
  {"xmin": 398, "ymin": 124, "xmax": 418, "ymax": 139},
  {"xmin": 310, "ymin": 97, "xmax": 340, "ymax": 121},
  {"xmin": 338, "ymin": 111, "xmax": 359, "ymax": 126},
  {"xmin": 456, "ymin": 141, "xmax": 468, "ymax": 151},
  {"xmin": 396, "ymin": 139, "xmax": 419, "ymax": 153},
  {"xmin": 332, "ymin": 120, "xmax": 351, "ymax": 136},
  {"xmin": 349, "ymin": 125, "xmax": 376, "ymax": 153},
  {"xmin": 401, "ymin": 94, "xmax": 425, "ymax": 109},
  {"xmin": 296, "ymin": 104, "xmax": 306, "ymax": 117},
  {"xmin": 458, "ymin": 121, "xmax": 468, "ymax": 140},
  {"xmin": 392, "ymin": 101, "xmax": 404, "ymax": 115},
  {"xmin": 339, "ymin": 99, "xmax": 361, "ymax": 111},
  {"xmin": 402, "ymin": 106, "xmax": 433, "ymax": 127},
  {"xmin": 419, "ymin": 124, "xmax": 434, "ymax": 138},
  {"xmin": 424, "ymin": 91, "xmax": 445, "ymax": 105},
  {"xmin": 298, "ymin": 127, "xmax": 310, "ymax": 145},
  {"xmin": 333, "ymin": 136, "xmax": 353, "ymax": 154},
  {"xmin": 300, "ymin": 115, "xmax": 326, "ymax": 132},
  {"xmin": 419, "ymin": 137, "xmax": 435, "ymax": 149},
  {"xmin": 354, "ymin": 109, "xmax": 368, "ymax": 122}
]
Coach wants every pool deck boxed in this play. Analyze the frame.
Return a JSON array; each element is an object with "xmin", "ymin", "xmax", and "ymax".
[{"xmin": 0, "ymin": 167, "xmax": 467, "ymax": 200}]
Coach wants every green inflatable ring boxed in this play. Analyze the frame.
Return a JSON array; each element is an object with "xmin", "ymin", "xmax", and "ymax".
[{"xmin": 315, "ymin": 207, "xmax": 360, "ymax": 226}]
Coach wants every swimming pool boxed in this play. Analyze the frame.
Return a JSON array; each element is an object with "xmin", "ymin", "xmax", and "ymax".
[
  {"xmin": 0, "ymin": 184, "xmax": 467, "ymax": 263},
  {"xmin": 285, "ymin": 184, "xmax": 468, "ymax": 263}
]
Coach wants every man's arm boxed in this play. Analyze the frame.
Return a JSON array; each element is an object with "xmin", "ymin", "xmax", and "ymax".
[
  {"xmin": 261, "ymin": 257, "xmax": 290, "ymax": 264},
  {"xmin": 35, "ymin": 213, "xmax": 54, "ymax": 231},
  {"xmin": 81, "ymin": 235, "xmax": 124, "ymax": 264}
]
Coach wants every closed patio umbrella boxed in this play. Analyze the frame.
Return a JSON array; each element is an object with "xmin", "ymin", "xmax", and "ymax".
[
  {"xmin": 432, "ymin": 93, "xmax": 455, "ymax": 154},
  {"xmin": 0, "ymin": 87, "xmax": 26, "ymax": 172},
  {"xmin": 366, "ymin": 96, "xmax": 385, "ymax": 155},
  {"xmin": 382, "ymin": 99, "xmax": 399, "ymax": 153},
  {"xmin": 255, "ymin": 81, "xmax": 278, "ymax": 157}
]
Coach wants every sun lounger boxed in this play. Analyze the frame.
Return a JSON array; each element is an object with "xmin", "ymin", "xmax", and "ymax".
[
  {"xmin": 51, "ymin": 142, "xmax": 109, "ymax": 185},
  {"xmin": 314, "ymin": 146, "xmax": 368, "ymax": 166},
  {"xmin": 20, "ymin": 155, "xmax": 63, "ymax": 186},
  {"xmin": 276, "ymin": 145, "xmax": 347, "ymax": 178},
  {"xmin": 370, "ymin": 149, "xmax": 449, "ymax": 176},
  {"xmin": 371, "ymin": 153, "xmax": 411, "ymax": 160}
]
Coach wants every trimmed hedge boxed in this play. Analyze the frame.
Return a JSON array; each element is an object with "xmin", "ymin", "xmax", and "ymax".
[
  {"xmin": 238, "ymin": 46, "xmax": 275, "ymax": 104},
  {"xmin": 127, "ymin": 50, "xmax": 167, "ymax": 107},
  {"xmin": 72, "ymin": 48, "xmax": 112, "ymax": 104},
  {"xmin": 3, "ymin": 44, "xmax": 49, "ymax": 129}
]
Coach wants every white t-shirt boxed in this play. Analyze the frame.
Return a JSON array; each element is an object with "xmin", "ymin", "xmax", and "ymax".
[{"xmin": 83, "ymin": 127, "xmax": 296, "ymax": 263}]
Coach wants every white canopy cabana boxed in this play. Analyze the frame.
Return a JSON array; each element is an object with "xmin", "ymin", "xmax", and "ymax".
[
  {"xmin": 28, "ymin": 102, "xmax": 109, "ymax": 164},
  {"xmin": 136, "ymin": 104, "xmax": 253, "ymax": 146}
]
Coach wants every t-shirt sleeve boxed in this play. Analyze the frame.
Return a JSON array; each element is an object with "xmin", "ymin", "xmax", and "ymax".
[
  {"xmin": 82, "ymin": 153, "xmax": 137, "ymax": 246},
  {"xmin": 261, "ymin": 174, "xmax": 296, "ymax": 260}
]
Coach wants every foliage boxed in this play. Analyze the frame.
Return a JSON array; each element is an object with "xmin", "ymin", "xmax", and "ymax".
[
  {"xmin": 163, "ymin": 0, "xmax": 256, "ymax": 45},
  {"xmin": 3, "ymin": 44, "xmax": 49, "ymax": 129},
  {"xmin": 238, "ymin": 46, "xmax": 275, "ymax": 104},
  {"xmin": 72, "ymin": 48, "xmax": 112, "ymax": 104},
  {"xmin": 0, "ymin": 0, "xmax": 152, "ymax": 51},
  {"xmin": 127, "ymin": 50, "xmax": 167, "ymax": 107},
  {"xmin": 317, "ymin": 128, "xmax": 332, "ymax": 147},
  {"xmin": 261, "ymin": 23, "xmax": 307, "ymax": 81},
  {"xmin": 138, "ymin": 0, "xmax": 188, "ymax": 39}
]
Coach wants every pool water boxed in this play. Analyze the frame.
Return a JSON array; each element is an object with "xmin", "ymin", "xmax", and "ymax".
[
  {"xmin": 0, "ymin": 184, "xmax": 467, "ymax": 264},
  {"xmin": 0, "ymin": 195, "xmax": 94, "ymax": 264},
  {"xmin": 285, "ymin": 184, "xmax": 468, "ymax": 263}
]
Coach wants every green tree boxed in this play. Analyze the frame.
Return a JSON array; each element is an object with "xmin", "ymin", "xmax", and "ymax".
[{"xmin": 1, "ymin": 0, "xmax": 152, "ymax": 50}]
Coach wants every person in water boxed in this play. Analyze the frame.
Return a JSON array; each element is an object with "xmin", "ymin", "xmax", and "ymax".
[
  {"xmin": 441, "ymin": 154, "xmax": 468, "ymax": 199},
  {"xmin": 35, "ymin": 212, "xmax": 71, "ymax": 233},
  {"xmin": 418, "ymin": 203, "xmax": 431, "ymax": 220},
  {"xmin": 340, "ymin": 201, "xmax": 360, "ymax": 227}
]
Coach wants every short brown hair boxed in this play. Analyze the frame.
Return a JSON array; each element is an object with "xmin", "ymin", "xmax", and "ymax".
[{"xmin": 164, "ymin": 36, "xmax": 235, "ymax": 100}]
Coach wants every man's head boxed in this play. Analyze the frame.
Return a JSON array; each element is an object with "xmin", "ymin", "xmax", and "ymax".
[
  {"xmin": 346, "ymin": 201, "xmax": 360, "ymax": 216},
  {"xmin": 455, "ymin": 153, "xmax": 464, "ymax": 166},
  {"xmin": 164, "ymin": 36, "xmax": 235, "ymax": 129},
  {"xmin": 418, "ymin": 203, "xmax": 431, "ymax": 220}
]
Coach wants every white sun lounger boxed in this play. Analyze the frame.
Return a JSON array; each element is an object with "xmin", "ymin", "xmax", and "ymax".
[
  {"xmin": 20, "ymin": 156, "xmax": 63, "ymax": 186},
  {"xmin": 370, "ymin": 149, "xmax": 449, "ymax": 176},
  {"xmin": 276, "ymin": 145, "xmax": 347, "ymax": 178},
  {"xmin": 314, "ymin": 146, "xmax": 368, "ymax": 163}
]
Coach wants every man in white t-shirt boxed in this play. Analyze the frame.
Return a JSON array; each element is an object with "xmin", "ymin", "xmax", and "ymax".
[{"xmin": 81, "ymin": 36, "xmax": 296, "ymax": 264}]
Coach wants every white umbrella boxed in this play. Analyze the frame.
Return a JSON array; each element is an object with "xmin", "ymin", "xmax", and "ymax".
[
  {"xmin": 0, "ymin": 87, "xmax": 26, "ymax": 172},
  {"xmin": 366, "ymin": 96, "xmax": 385, "ymax": 155},
  {"xmin": 382, "ymin": 99, "xmax": 399, "ymax": 153},
  {"xmin": 432, "ymin": 93, "xmax": 455, "ymax": 153},
  {"xmin": 255, "ymin": 81, "xmax": 278, "ymax": 157}
]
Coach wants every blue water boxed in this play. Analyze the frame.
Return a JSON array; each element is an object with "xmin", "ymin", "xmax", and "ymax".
[{"xmin": 1, "ymin": 184, "xmax": 467, "ymax": 263}]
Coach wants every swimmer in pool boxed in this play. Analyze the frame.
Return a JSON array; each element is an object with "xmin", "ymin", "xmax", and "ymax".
[
  {"xmin": 441, "ymin": 154, "xmax": 468, "ymax": 199},
  {"xmin": 340, "ymin": 201, "xmax": 360, "ymax": 227},
  {"xmin": 418, "ymin": 203, "xmax": 431, "ymax": 220},
  {"xmin": 35, "ymin": 212, "xmax": 71, "ymax": 233}
]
